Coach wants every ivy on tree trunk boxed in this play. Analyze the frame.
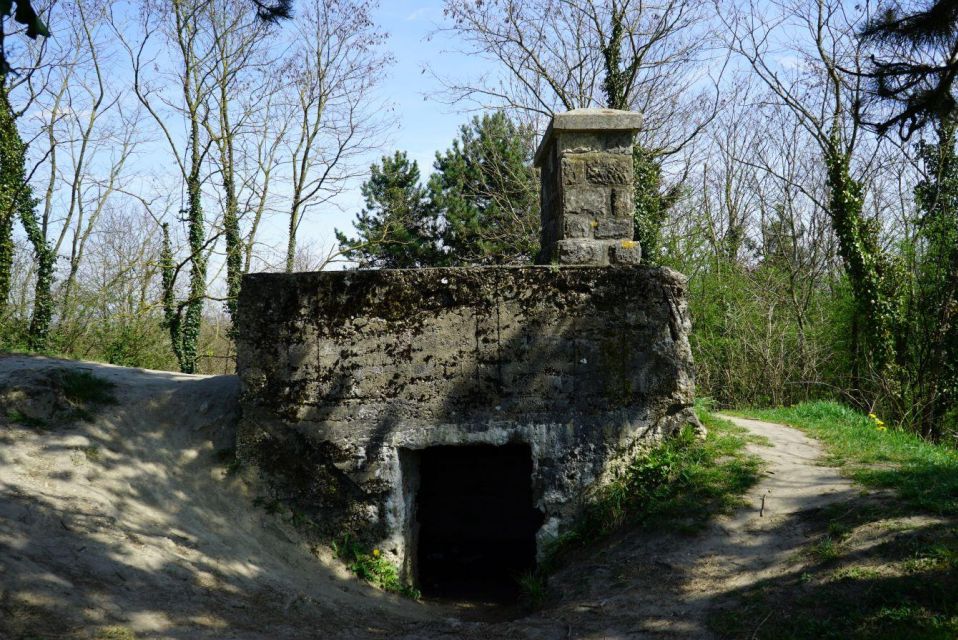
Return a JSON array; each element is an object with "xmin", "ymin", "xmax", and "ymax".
[
  {"xmin": 0, "ymin": 83, "xmax": 52, "ymax": 350},
  {"xmin": 824, "ymin": 130, "xmax": 897, "ymax": 388}
]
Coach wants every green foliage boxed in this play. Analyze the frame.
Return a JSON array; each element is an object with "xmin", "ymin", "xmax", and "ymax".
[
  {"xmin": 902, "ymin": 122, "xmax": 958, "ymax": 440},
  {"xmin": 687, "ymin": 259, "xmax": 853, "ymax": 408},
  {"xmin": 180, "ymin": 173, "xmax": 207, "ymax": 375},
  {"xmin": 0, "ymin": 83, "xmax": 52, "ymax": 351},
  {"xmin": 332, "ymin": 535, "xmax": 420, "ymax": 599},
  {"xmin": 6, "ymin": 408, "xmax": 46, "ymax": 429},
  {"xmin": 336, "ymin": 151, "xmax": 440, "ymax": 268},
  {"xmin": 517, "ymin": 570, "xmax": 548, "ymax": 609},
  {"xmin": 428, "ymin": 111, "xmax": 539, "ymax": 265},
  {"xmin": 0, "ymin": 1, "xmax": 49, "ymax": 76},
  {"xmin": 632, "ymin": 147, "xmax": 677, "ymax": 264},
  {"xmin": 824, "ymin": 134, "xmax": 898, "ymax": 386},
  {"xmin": 712, "ymin": 401, "xmax": 958, "ymax": 640},
  {"xmin": 58, "ymin": 370, "xmax": 116, "ymax": 406},
  {"xmin": 737, "ymin": 402, "xmax": 958, "ymax": 515},
  {"xmin": 545, "ymin": 413, "xmax": 764, "ymax": 564}
]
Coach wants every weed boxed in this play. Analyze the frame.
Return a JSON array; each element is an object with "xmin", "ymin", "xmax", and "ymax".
[
  {"xmin": 831, "ymin": 566, "xmax": 883, "ymax": 581},
  {"xmin": 6, "ymin": 409, "xmax": 47, "ymax": 430},
  {"xmin": 332, "ymin": 535, "xmax": 420, "ymax": 599},
  {"xmin": 543, "ymin": 412, "xmax": 763, "ymax": 567},
  {"xmin": 827, "ymin": 519, "xmax": 852, "ymax": 539},
  {"xmin": 517, "ymin": 570, "xmax": 548, "ymax": 608},
  {"xmin": 57, "ymin": 370, "xmax": 117, "ymax": 405},
  {"xmin": 95, "ymin": 627, "xmax": 136, "ymax": 640},
  {"xmin": 808, "ymin": 536, "xmax": 841, "ymax": 562}
]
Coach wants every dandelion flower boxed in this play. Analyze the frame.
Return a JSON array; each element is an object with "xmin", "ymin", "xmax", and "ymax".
[
  {"xmin": 372, "ymin": 549, "xmax": 381, "ymax": 558},
  {"xmin": 869, "ymin": 413, "xmax": 877, "ymax": 419}
]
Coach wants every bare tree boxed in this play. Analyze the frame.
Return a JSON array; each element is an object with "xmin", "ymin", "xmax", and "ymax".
[
  {"xmin": 280, "ymin": 0, "xmax": 392, "ymax": 273},
  {"xmin": 116, "ymin": 0, "xmax": 217, "ymax": 373}
]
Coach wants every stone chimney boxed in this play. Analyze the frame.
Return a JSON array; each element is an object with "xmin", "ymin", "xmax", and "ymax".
[{"xmin": 534, "ymin": 108, "xmax": 643, "ymax": 266}]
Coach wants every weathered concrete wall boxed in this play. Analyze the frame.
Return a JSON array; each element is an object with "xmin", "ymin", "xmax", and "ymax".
[
  {"xmin": 236, "ymin": 265, "xmax": 697, "ymax": 568},
  {"xmin": 535, "ymin": 109, "xmax": 643, "ymax": 265}
]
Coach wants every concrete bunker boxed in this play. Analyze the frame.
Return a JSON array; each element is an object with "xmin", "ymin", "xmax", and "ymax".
[{"xmin": 235, "ymin": 109, "xmax": 700, "ymax": 600}]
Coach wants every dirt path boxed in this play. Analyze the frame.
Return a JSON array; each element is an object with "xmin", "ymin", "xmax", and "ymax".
[
  {"xmin": 1, "ymin": 355, "xmax": 861, "ymax": 639},
  {"xmin": 409, "ymin": 414, "xmax": 859, "ymax": 640}
]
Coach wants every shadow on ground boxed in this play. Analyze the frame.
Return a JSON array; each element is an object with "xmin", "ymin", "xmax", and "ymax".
[{"xmin": 0, "ymin": 355, "xmax": 425, "ymax": 639}]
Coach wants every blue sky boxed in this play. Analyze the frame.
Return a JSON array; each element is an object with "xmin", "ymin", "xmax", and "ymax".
[{"xmin": 290, "ymin": 0, "xmax": 489, "ymax": 263}]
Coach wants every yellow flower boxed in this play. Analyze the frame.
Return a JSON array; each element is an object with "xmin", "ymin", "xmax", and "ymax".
[
  {"xmin": 876, "ymin": 426, "xmax": 887, "ymax": 432},
  {"xmin": 372, "ymin": 549, "xmax": 381, "ymax": 558},
  {"xmin": 875, "ymin": 419, "xmax": 885, "ymax": 426},
  {"xmin": 868, "ymin": 413, "xmax": 877, "ymax": 419}
]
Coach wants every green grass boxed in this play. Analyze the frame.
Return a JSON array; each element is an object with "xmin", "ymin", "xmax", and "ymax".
[
  {"xmin": 544, "ymin": 410, "xmax": 765, "ymax": 564},
  {"xmin": 732, "ymin": 401, "xmax": 958, "ymax": 515},
  {"xmin": 517, "ymin": 570, "xmax": 548, "ymax": 608},
  {"xmin": 57, "ymin": 369, "xmax": 117, "ymax": 406},
  {"xmin": 332, "ymin": 535, "xmax": 420, "ymax": 599},
  {"xmin": 95, "ymin": 626, "xmax": 136, "ymax": 640},
  {"xmin": 709, "ymin": 401, "xmax": 958, "ymax": 640},
  {"xmin": 6, "ymin": 409, "xmax": 48, "ymax": 430}
]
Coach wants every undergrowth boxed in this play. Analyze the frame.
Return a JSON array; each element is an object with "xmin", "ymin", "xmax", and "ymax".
[
  {"xmin": 332, "ymin": 535, "xmax": 420, "ymax": 600},
  {"xmin": 542, "ymin": 408, "xmax": 765, "ymax": 569},
  {"xmin": 57, "ymin": 370, "xmax": 117, "ymax": 406}
]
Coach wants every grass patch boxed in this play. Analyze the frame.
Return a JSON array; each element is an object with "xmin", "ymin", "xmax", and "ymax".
[
  {"xmin": 96, "ymin": 626, "xmax": 136, "ymax": 640},
  {"xmin": 332, "ymin": 535, "xmax": 420, "ymax": 600},
  {"xmin": 709, "ymin": 401, "xmax": 958, "ymax": 639},
  {"xmin": 732, "ymin": 401, "xmax": 958, "ymax": 515},
  {"xmin": 544, "ymin": 411, "xmax": 764, "ymax": 564},
  {"xmin": 6, "ymin": 409, "xmax": 48, "ymax": 430},
  {"xmin": 517, "ymin": 570, "xmax": 548, "ymax": 608},
  {"xmin": 57, "ymin": 370, "xmax": 117, "ymax": 406}
]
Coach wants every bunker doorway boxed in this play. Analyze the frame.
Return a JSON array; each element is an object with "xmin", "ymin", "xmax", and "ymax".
[{"xmin": 412, "ymin": 443, "xmax": 542, "ymax": 602}]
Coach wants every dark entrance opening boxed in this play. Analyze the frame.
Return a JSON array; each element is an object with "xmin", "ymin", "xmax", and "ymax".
[{"xmin": 414, "ymin": 443, "xmax": 542, "ymax": 602}]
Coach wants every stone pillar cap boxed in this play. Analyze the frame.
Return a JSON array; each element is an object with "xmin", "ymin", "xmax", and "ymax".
[{"xmin": 534, "ymin": 108, "xmax": 643, "ymax": 167}]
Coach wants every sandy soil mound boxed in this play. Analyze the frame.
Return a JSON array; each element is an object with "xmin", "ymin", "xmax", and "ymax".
[
  {"xmin": 0, "ymin": 354, "xmax": 885, "ymax": 639},
  {"xmin": 0, "ymin": 355, "xmax": 432, "ymax": 639}
]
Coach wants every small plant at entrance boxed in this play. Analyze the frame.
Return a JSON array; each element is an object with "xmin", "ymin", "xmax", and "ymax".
[
  {"xmin": 517, "ymin": 570, "xmax": 548, "ymax": 608},
  {"xmin": 332, "ymin": 535, "xmax": 420, "ymax": 600}
]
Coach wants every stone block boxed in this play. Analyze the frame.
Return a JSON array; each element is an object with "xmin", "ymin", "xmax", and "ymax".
[
  {"xmin": 560, "ymin": 156, "xmax": 587, "ymax": 186},
  {"xmin": 586, "ymin": 155, "xmax": 633, "ymax": 186},
  {"xmin": 563, "ymin": 186, "xmax": 608, "ymax": 218},
  {"xmin": 556, "ymin": 239, "xmax": 611, "ymax": 265},
  {"xmin": 563, "ymin": 214, "xmax": 594, "ymax": 239},
  {"xmin": 594, "ymin": 218, "xmax": 633, "ymax": 240},
  {"xmin": 555, "ymin": 131, "xmax": 635, "ymax": 156},
  {"xmin": 611, "ymin": 186, "xmax": 635, "ymax": 219},
  {"xmin": 610, "ymin": 240, "xmax": 643, "ymax": 265}
]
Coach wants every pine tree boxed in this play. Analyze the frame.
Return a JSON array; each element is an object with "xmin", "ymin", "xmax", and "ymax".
[
  {"xmin": 428, "ymin": 112, "xmax": 538, "ymax": 265},
  {"xmin": 336, "ymin": 151, "xmax": 440, "ymax": 268},
  {"xmin": 861, "ymin": 0, "xmax": 958, "ymax": 137}
]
